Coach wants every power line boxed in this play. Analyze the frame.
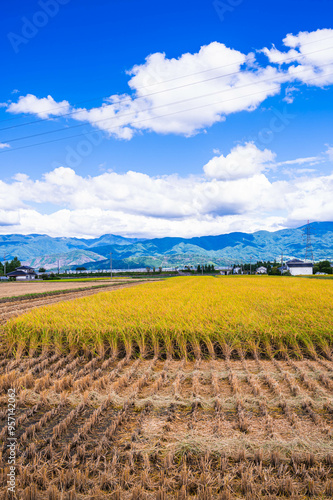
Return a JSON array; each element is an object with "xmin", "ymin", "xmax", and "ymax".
[
  {"xmin": 1, "ymin": 69, "xmax": 333, "ymax": 155},
  {"xmin": 1, "ymin": 62, "xmax": 332, "ymax": 148},
  {"xmin": 304, "ymin": 220, "xmax": 314, "ymax": 263},
  {"xmin": 0, "ymin": 39, "xmax": 332, "ymax": 130}
]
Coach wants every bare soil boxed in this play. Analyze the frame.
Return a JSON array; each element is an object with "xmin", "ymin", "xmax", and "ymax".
[
  {"xmin": 0, "ymin": 278, "xmax": 146, "ymax": 300},
  {"xmin": 0, "ymin": 354, "xmax": 333, "ymax": 498}
]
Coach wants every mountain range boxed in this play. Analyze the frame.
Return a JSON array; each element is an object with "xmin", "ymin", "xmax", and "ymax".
[{"xmin": 1, "ymin": 222, "xmax": 332, "ymax": 270}]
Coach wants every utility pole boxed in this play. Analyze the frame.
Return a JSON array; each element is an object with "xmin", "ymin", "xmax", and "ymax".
[
  {"xmin": 3, "ymin": 253, "xmax": 6, "ymax": 276},
  {"xmin": 57, "ymin": 260, "xmax": 60, "ymax": 275},
  {"xmin": 250, "ymin": 256, "xmax": 252, "ymax": 275},
  {"xmin": 202, "ymin": 262, "xmax": 204, "ymax": 276},
  {"xmin": 110, "ymin": 252, "xmax": 112, "ymax": 279},
  {"xmin": 304, "ymin": 220, "xmax": 314, "ymax": 263}
]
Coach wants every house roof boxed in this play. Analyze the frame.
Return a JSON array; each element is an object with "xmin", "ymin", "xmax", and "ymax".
[
  {"xmin": 286, "ymin": 259, "xmax": 313, "ymax": 268},
  {"xmin": 16, "ymin": 266, "xmax": 34, "ymax": 270},
  {"xmin": 7, "ymin": 271, "xmax": 29, "ymax": 277}
]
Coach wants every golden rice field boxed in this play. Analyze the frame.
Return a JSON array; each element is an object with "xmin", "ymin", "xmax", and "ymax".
[{"xmin": 3, "ymin": 276, "xmax": 333, "ymax": 359}]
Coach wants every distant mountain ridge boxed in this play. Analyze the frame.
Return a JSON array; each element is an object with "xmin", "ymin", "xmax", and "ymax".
[{"xmin": 1, "ymin": 222, "xmax": 332, "ymax": 270}]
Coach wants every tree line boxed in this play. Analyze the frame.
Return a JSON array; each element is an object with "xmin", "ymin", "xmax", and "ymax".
[{"xmin": 0, "ymin": 257, "xmax": 21, "ymax": 275}]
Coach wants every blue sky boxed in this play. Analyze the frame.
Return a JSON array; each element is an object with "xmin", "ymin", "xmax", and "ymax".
[{"xmin": 0, "ymin": 0, "xmax": 333, "ymax": 238}]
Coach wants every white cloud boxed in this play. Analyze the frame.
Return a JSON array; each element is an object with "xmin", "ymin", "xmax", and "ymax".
[
  {"xmin": 296, "ymin": 168, "xmax": 316, "ymax": 174},
  {"xmin": 262, "ymin": 28, "xmax": 333, "ymax": 86},
  {"xmin": 5, "ymin": 42, "xmax": 286, "ymax": 139},
  {"xmin": 7, "ymin": 94, "xmax": 70, "ymax": 118},
  {"xmin": 276, "ymin": 156, "xmax": 322, "ymax": 166},
  {"xmin": 326, "ymin": 145, "xmax": 333, "ymax": 161},
  {"xmin": 286, "ymin": 172, "xmax": 333, "ymax": 223},
  {"xmin": 5, "ymin": 29, "xmax": 333, "ymax": 140},
  {"xmin": 1, "ymin": 164, "xmax": 279, "ymax": 219},
  {"xmin": 0, "ymin": 207, "xmax": 288, "ymax": 239},
  {"xmin": 0, "ymin": 143, "xmax": 10, "ymax": 149},
  {"xmin": 0, "ymin": 210, "xmax": 20, "ymax": 227},
  {"xmin": 203, "ymin": 142, "xmax": 275, "ymax": 180},
  {"xmin": 0, "ymin": 143, "xmax": 332, "ymax": 238},
  {"xmin": 283, "ymin": 85, "xmax": 299, "ymax": 103}
]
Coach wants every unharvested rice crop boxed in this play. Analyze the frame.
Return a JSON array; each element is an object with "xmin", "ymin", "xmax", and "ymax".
[{"xmin": 4, "ymin": 276, "xmax": 333, "ymax": 359}]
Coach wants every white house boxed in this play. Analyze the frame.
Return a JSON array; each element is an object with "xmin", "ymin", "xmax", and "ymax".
[
  {"xmin": 219, "ymin": 267, "xmax": 233, "ymax": 275},
  {"xmin": 7, "ymin": 265, "xmax": 37, "ymax": 280},
  {"xmin": 233, "ymin": 267, "xmax": 243, "ymax": 274},
  {"xmin": 256, "ymin": 266, "xmax": 267, "ymax": 274},
  {"xmin": 285, "ymin": 259, "xmax": 313, "ymax": 276}
]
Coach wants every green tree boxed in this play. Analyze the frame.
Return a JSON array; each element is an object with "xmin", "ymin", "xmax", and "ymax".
[
  {"xmin": 39, "ymin": 267, "xmax": 46, "ymax": 273},
  {"xmin": 318, "ymin": 260, "xmax": 332, "ymax": 274},
  {"xmin": 7, "ymin": 257, "xmax": 21, "ymax": 273}
]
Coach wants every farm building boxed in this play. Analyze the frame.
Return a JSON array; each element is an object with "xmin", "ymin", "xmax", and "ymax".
[
  {"xmin": 7, "ymin": 265, "xmax": 37, "ymax": 280},
  {"xmin": 285, "ymin": 258, "xmax": 313, "ymax": 276},
  {"xmin": 233, "ymin": 267, "xmax": 243, "ymax": 274},
  {"xmin": 219, "ymin": 267, "xmax": 233, "ymax": 275},
  {"xmin": 256, "ymin": 266, "xmax": 267, "ymax": 274}
]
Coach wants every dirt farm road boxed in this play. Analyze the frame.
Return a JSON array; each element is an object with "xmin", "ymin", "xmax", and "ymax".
[{"xmin": 0, "ymin": 278, "xmax": 150, "ymax": 300}]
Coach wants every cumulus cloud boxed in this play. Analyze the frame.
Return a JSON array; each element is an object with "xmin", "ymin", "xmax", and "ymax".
[
  {"xmin": 7, "ymin": 94, "xmax": 70, "ymax": 118},
  {"xmin": 0, "ymin": 210, "xmax": 20, "ymax": 226},
  {"xmin": 5, "ymin": 42, "xmax": 286, "ymax": 139},
  {"xmin": 0, "ymin": 142, "xmax": 332, "ymax": 238},
  {"xmin": 286, "ymin": 172, "xmax": 333, "ymax": 223},
  {"xmin": 0, "ymin": 164, "xmax": 280, "ymax": 219},
  {"xmin": 262, "ymin": 28, "xmax": 333, "ymax": 86},
  {"xmin": 64, "ymin": 41, "xmax": 287, "ymax": 139},
  {"xmin": 203, "ymin": 142, "xmax": 275, "ymax": 180},
  {"xmin": 5, "ymin": 29, "xmax": 333, "ymax": 140},
  {"xmin": 0, "ymin": 143, "xmax": 10, "ymax": 149}
]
